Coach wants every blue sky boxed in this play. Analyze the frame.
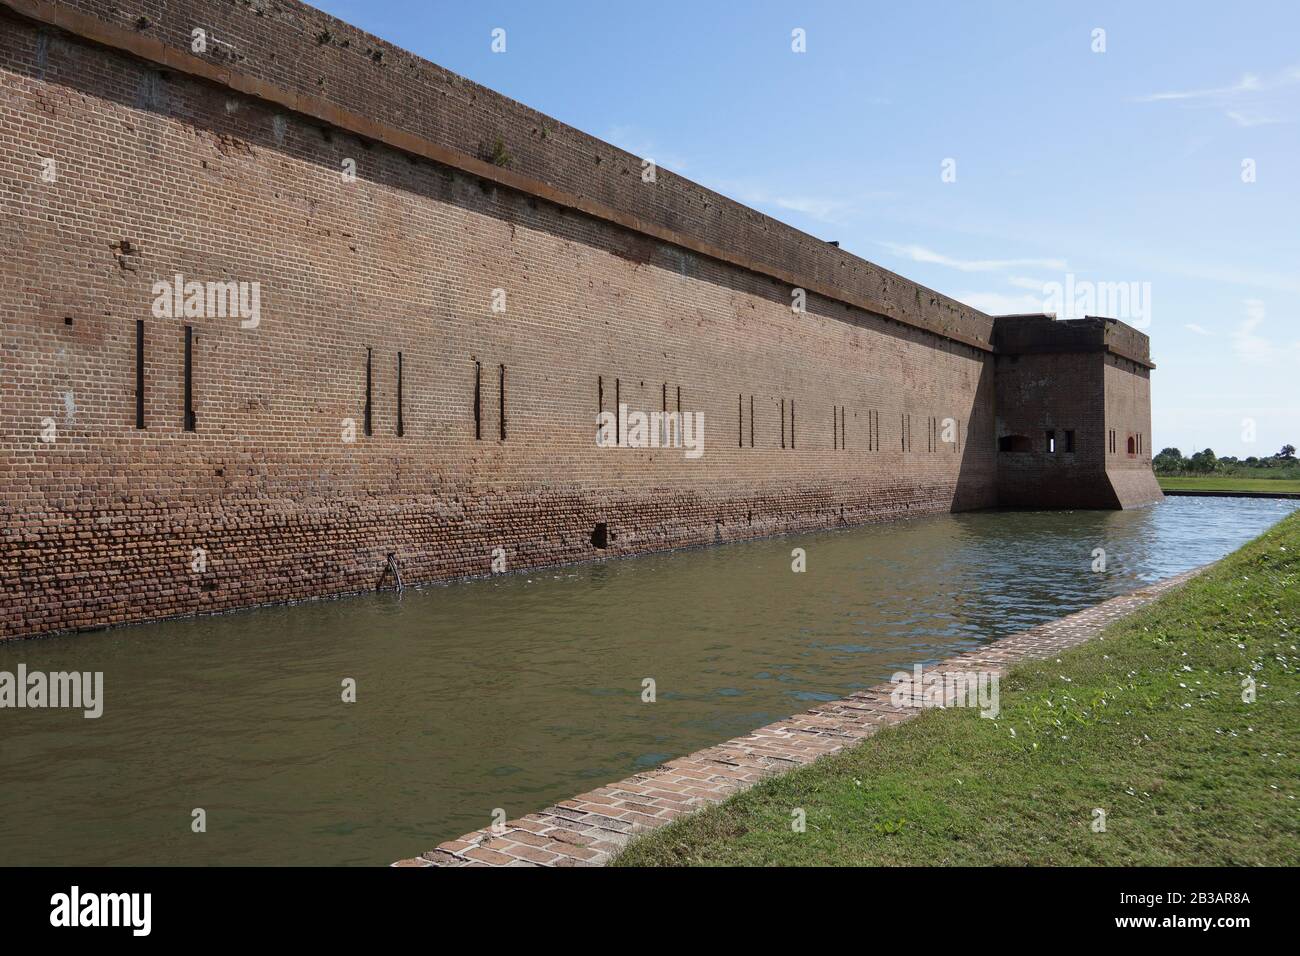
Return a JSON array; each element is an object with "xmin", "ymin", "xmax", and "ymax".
[{"xmin": 314, "ymin": 0, "xmax": 1299, "ymax": 458}]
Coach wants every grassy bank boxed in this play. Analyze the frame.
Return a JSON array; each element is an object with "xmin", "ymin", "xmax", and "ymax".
[
  {"xmin": 1159, "ymin": 476, "xmax": 1300, "ymax": 494},
  {"xmin": 615, "ymin": 513, "xmax": 1300, "ymax": 866}
]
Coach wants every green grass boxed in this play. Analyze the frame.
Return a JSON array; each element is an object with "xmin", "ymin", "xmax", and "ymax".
[
  {"xmin": 1159, "ymin": 476, "xmax": 1300, "ymax": 494},
  {"xmin": 614, "ymin": 513, "xmax": 1300, "ymax": 866}
]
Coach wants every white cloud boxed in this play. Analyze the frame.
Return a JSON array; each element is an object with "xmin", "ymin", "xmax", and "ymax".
[
  {"xmin": 1007, "ymin": 275, "xmax": 1052, "ymax": 291},
  {"xmin": 1184, "ymin": 323, "xmax": 1211, "ymax": 336},
  {"xmin": 1136, "ymin": 64, "xmax": 1300, "ymax": 125},
  {"xmin": 768, "ymin": 194, "xmax": 854, "ymax": 221},
  {"xmin": 1225, "ymin": 110, "xmax": 1287, "ymax": 128},
  {"xmin": 597, "ymin": 135, "xmax": 877, "ymax": 225},
  {"xmin": 952, "ymin": 291, "xmax": 1045, "ymax": 315},
  {"xmin": 879, "ymin": 242, "xmax": 1067, "ymax": 273},
  {"xmin": 604, "ymin": 124, "xmax": 691, "ymax": 173},
  {"xmin": 703, "ymin": 179, "xmax": 895, "ymax": 225},
  {"xmin": 1231, "ymin": 299, "xmax": 1300, "ymax": 365},
  {"xmin": 1136, "ymin": 73, "xmax": 1267, "ymax": 103}
]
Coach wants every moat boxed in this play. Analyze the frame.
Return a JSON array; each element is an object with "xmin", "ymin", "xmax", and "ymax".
[{"xmin": 1, "ymin": 496, "xmax": 1294, "ymax": 866}]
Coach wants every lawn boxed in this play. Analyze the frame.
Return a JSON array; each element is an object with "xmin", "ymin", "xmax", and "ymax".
[
  {"xmin": 1159, "ymin": 476, "xmax": 1300, "ymax": 494},
  {"xmin": 614, "ymin": 512, "xmax": 1300, "ymax": 866}
]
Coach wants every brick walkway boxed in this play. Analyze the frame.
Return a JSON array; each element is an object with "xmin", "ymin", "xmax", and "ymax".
[{"xmin": 394, "ymin": 567, "xmax": 1204, "ymax": 867}]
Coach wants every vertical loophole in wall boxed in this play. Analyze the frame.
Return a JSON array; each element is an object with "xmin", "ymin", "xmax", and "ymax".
[
  {"xmin": 749, "ymin": 396, "xmax": 754, "ymax": 448},
  {"xmin": 364, "ymin": 347, "xmax": 373, "ymax": 437},
  {"xmin": 662, "ymin": 383, "xmax": 668, "ymax": 446},
  {"xmin": 183, "ymin": 325, "xmax": 195, "ymax": 432},
  {"xmin": 791, "ymin": 399, "xmax": 795, "ymax": 449},
  {"xmin": 498, "ymin": 364, "xmax": 507, "ymax": 441},
  {"xmin": 473, "ymin": 360, "xmax": 481, "ymax": 440},
  {"xmin": 134, "ymin": 319, "xmax": 145, "ymax": 429},
  {"xmin": 739, "ymin": 394, "xmax": 744, "ymax": 448},
  {"xmin": 781, "ymin": 399, "xmax": 786, "ymax": 448},
  {"xmin": 615, "ymin": 378, "xmax": 621, "ymax": 445},
  {"xmin": 841, "ymin": 405, "xmax": 846, "ymax": 450},
  {"xmin": 396, "ymin": 352, "xmax": 404, "ymax": 437},
  {"xmin": 591, "ymin": 521, "xmax": 608, "ymax": 549}
]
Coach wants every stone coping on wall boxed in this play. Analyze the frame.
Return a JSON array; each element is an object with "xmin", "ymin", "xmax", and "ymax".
[
  {"xmin": 394, "ymin": 566, "xmax": 1203, "ymax": 867},
  {"xmin": 992, "ymin": 315, "xmax": 1154, "ymax": 371}
]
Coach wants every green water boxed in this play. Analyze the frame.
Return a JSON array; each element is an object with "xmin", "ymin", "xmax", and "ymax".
[{"xmin": 0, "ymin": 496, "xmax": 1293, "ymax": 865}]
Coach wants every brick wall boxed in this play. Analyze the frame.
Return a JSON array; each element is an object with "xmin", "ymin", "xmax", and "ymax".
[
  {"xmin": 993, "ymin": 350, "xmax": 1113, "ymax": 508},
  {"xmin": 1103, "ymin": 353, "xmax": 1163, "ymax": 507},
  {"xmin": 27, "ymin": 0, "xmax": 996, "ymax": 348},
  {"xmin": 992, "ymin": 317, "xmax": 1163, "ymax": 509},
  {"xmin": 0, "ymin": 0, "xmax": 1157, "ymax": 641}
]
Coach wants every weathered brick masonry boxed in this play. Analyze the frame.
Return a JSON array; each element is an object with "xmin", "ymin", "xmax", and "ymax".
[{"xmin": 0, "ymin": 0, "xmax": 1161, "ymax": 640}]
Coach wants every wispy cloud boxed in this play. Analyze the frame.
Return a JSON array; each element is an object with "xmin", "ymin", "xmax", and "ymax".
[
  {"xmin": 1136, "ymin": 64, "xmax": 1300, "ymax": 125},
  {"xmin": 705, "ymin": 179, "xmax": 895, "ymax": 225},
  {"xmin": 600, "ymin": 130, "xmax": 879, "ymax": 225},
  {"xmin": 1136, "ymin": 73, "xmax": 1268, "ymax": 103},
  {"xmin": 1007, "ymin": 275, "xmax": 1052, "ymax": 291},
  {"xmin": 763, "ymin": 192, "xmax": 855, "ymax": 222},
  {"xmin": 1232, "ymin": 299, "xmax": 1300, "ymax": 365},
  {"xmin": 604, "ymin": 124, "xmax": 691, "ymax": 173},
  {"xmin": 1225, "ymin": 110, "xmax": 1286, "ymax": 127},
  {"xmin": 1184, "ymin": 323, "xmax": 1212, "ymax": 336},
  {"xmin": 951, "ymin": 290, "xmax": 1045, "ymax": 316},
  {"xmin": 879, "ymin": 242, "xmax": 1066, "ymax": 273}
]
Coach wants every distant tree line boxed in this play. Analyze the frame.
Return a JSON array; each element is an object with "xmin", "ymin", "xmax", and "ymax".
[{"xmin": 1154, "ymin": 444, "xmax": 1298, "ymax": 477}]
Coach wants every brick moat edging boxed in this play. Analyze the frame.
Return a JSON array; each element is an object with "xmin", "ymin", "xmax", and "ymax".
[{"xmin": 394, "ymin": 567, "xmax": 1205, "ymax": 867}]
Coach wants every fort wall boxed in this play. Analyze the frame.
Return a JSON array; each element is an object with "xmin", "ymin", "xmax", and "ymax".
[
  {"xmin": 0, "ymin": 0, "xmax": 1159, "ymax": 640},
  {"xmin": 992, "ymin": 315, "xmax": 1160, "ymax": 509}
]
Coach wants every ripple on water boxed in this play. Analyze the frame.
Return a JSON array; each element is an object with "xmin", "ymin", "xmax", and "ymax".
[{"xmin": 0, "ymin": 496, "xmax": 1293, "ymax": 865}]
